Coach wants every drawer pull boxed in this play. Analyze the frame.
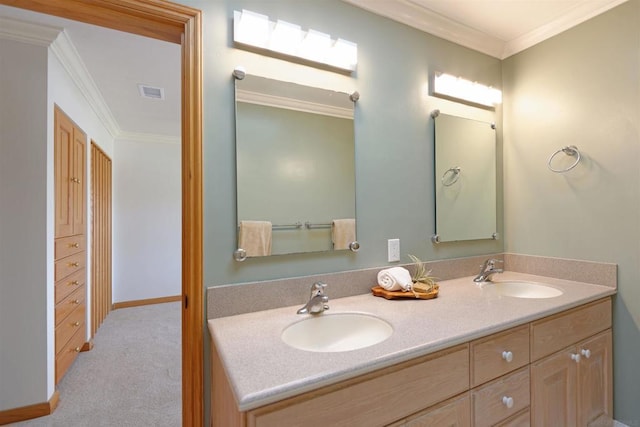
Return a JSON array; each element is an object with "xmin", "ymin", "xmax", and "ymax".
[
  {"xmin": 502, "ymin": 350, "xmax": 513, "ymax": 362},
  {"xmin": 581, "ymin": 348, "xmax": 591, "ymax": 358},
  {"xmin": 71, "ymin": 177, "xmax": 81, "ymax": 183},
  {"xmin": 502, "ymin": 396, "xmax": 514, "ymax": 409},
  {"xmin": 69, "ymin": 243, "xmax": 80, "ymax": 248},
  {"xmin": 72, "ymin": 299, "xmax": 81, "ymax": 304},
  {"xmin": 68, "ymin": 262, "xmax": 80, "ymax": 267},
  {"xmin": 74, "ymin": 347, "xmax": 81, "ymax": 352},
  {"xmin": 68, "ymin": 280, "xmax": 79, "ymax": 286},
  {"xmin": 72, "ymin": 321, "xmax": 80, "ymax": 327},
  {"xmin": 571, "ymin": 353, "xmax": 581, "ymax": 363}
]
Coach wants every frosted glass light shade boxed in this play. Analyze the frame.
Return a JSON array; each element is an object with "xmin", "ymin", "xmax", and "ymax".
[{"xmin": 434, "ymin": 72, "xmax": 502, "ymax": 107}]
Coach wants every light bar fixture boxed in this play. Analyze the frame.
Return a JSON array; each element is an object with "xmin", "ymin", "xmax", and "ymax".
[
  {"xmin": 233, "ymin": 10, "xmax": 357, "ymax": 73},
  {"xmin": 433, "ymin": 72, "xmax": 502, "ymax": 107}
]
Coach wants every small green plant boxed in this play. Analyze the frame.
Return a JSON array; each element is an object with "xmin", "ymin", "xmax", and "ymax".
[{"xmin": 407, "ymin": 254, "xmax": 438, "ymax": 294}]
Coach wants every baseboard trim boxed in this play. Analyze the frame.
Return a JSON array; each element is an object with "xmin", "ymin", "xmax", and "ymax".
[
  {"xmin": 112, "ymin": 295, "xmax": 181, "ymax": 310},
  {"xmin": 81, "ymin": 340, "xmax": 94, "ymax": 352},
  {"xmin": 0, "ymin": 390, "xmax": 59, "ymax": 425}
]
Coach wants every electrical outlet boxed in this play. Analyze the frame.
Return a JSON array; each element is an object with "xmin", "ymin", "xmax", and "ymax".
[{"xmin": 388, "ymin": 239, "xmax": 400, "ymax": 262}]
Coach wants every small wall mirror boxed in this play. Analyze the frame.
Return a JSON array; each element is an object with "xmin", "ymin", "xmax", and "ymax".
[
  {"xmin": 233, "ymin": 73, "xmax": 357, "ymax": 259},
  {"xmin": 432, "ymin": 111, "xmax": 497, "ymax": 243}
]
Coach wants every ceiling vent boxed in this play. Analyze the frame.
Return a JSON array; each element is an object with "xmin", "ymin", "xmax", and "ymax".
[{"xmin": 138, "ymin": 84, "xmax": 165, "ymax": 100}]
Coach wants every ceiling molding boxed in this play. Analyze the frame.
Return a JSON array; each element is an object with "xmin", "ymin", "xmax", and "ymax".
[
  {"xmin": 341, "ymin": 0, "xmax": 505, "ymax": 58},
  {"xmin": 236, "ymin": 88, "xmax": 354, "ymax": 119},
  {"xmin": 341, "ymin": 0, "xmax": 628, "ymax": 59},
  {"xmin": 1, "ymin": 15, "xmax": 180, "ymax": 143},
  {"xmin": 50, "ymin": 30, "xmax": 122, "ymax": 139},
  {"xmin": 502, "ymin": 0, "xmax": 629, "ymax": 58},
  {"xmin": 0, "ymin": 16, "xmax": 61, "ymax": 46}
]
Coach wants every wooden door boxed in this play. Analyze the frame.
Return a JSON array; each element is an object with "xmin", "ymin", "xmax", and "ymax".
[
  {"xmin": 54, "ymin": 107, "xmax": 73, "ymax": 238},
  {"xmin": 531, "ymin": 348, "xmax": 577, "ymax": 427},
  {"xmin": 90, "ymin": 142, "xmax": 112, "ymax": 337},
  {"xmin": 577, "ymin": 330, "xmax": 613, "ymax": 426},
  {"xmin": 72, "ymin": 128, "xmax": 86, "ymax": 235}
]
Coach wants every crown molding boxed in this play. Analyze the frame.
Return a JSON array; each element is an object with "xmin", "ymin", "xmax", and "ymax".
[
  {"xmin": 0, "ymin": 17, "xmax": 61, "ymax": 46},
  {"xmin": 1, "ymin": 16, "xmax": 181, "ymax": 143},
  {"xmin": 341, "ymin": 0, "xmax": 505, "ymax": 58},
  {"xmin": 502, "ymin": 0, "xmax": 629, "ymax": 58},
  {"xmin": 236, "ymin": 88, "xmax": 354, "ymax": 119},
  {"xmin": 341, "ymin": 0, "xmax": 628, "ymax": 60},
  {"xmin": 50, "ymin": 30, "xmax": 121, "ymax": 139}
]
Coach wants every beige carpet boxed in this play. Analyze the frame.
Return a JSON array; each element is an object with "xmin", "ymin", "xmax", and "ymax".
[{"xmin": 13, "ymin": 302, "xmax": 181, "ymax": 426}]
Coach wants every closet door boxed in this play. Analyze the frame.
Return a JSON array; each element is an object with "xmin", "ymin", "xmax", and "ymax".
[
  {"xmin": 72, "ymin": 129, "xmax": 86, "ymax": 236},
  {"xmin": 54, "ymin": 108, "xmax": 73, "ymax": 238}
]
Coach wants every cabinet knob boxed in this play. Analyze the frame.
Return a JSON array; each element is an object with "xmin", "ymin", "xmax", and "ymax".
[
  {"xmin": 69, "ymin": 262, "xmax": 80, "ymax": 267},
  {"xmin": 571, "ymin": 353, "xmax": 581, "ymax": 363},
  {"xmin": 68, "ymin": 280, "xmax": 79, "ymax": 286},
  {"xmin": 69, "ymin": 243, "xmax": 80, "ymax": 248},
  {"xmin": 72, "ymin": 299, "xmax": 80, "ymax": 304},
  {"xmin": 502, "ymin": 350, "xmax": 513, "ymax": 363},
  {"xmin": 74, "ymin": 347, "xmax": 81, "ymax": 353},
  {"xmin": 581, "ymin": 349, "xmax": 591, "ymax": 359},
  {"xmin": 70, "ymin": 177, "xmax": 81, "ymax": 183},
  {"xmin": 502, "ymin": 396, "xmax": 514, "ymax": 409},
  {"xmin": 73, "ymin": 321, "xmax": 80, "ymax": 327}
]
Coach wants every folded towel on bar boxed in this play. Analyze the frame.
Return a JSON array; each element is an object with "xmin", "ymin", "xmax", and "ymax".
[
  {"xmin": 377, "ymin": 267, "xmax": 413, "ymax": 291},
  {"xmin": 238, "ymin": 220, "xmax": 272, "ymax": 257},
  {"xmin": 331, "ymin": 218, "xmax": 356, "ymax": 250}
]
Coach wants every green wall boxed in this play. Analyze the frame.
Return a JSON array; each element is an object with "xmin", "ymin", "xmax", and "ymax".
[
  {"xmin": 182, "ymin": 0, "xmax": 502, "ymax": 286},
  {"xmin": 502, "ymin": 1, "xmax": 640, "ymax": 423}
]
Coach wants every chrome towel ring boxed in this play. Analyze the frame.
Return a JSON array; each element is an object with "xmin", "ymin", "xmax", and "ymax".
[
  {"xmin": 548, "ymin": 145, "xmax": 581, "ymax": 173},
  {"xmin": 442, "ymin": 166, "xmax": 461, "ymax": 186}
]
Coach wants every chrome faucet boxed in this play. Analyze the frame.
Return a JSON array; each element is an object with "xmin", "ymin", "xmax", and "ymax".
[
  {"xmin": 297, "ymin": 282, "xmax": 329, "ymax": 315},
  {"xmin": 473, "ymin": 258, "xmax": 504, "ymax": 282}
]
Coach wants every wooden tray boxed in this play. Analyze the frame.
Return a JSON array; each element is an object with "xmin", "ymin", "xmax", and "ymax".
[{"xmin": 371, "ymin": 284, "xmax": 439, "ymax": 300}]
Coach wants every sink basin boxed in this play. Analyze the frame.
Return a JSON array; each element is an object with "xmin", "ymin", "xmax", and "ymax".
[
  {"xmin": 494, "ymin": 281, "xmax": 563, "ymax": 299},
  {"xmin": 281, "ymin": 313, "xmax": 393, "ymax": 352}
]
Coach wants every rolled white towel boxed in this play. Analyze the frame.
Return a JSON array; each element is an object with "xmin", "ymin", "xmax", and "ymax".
[{"xmin": 377, "ymin": 267, "xmax": 413, "ymax": 291}]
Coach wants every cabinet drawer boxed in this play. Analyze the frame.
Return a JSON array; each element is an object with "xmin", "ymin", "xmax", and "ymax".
[
  {"xmin": 472, "ymin": 367, "xmax": 530, "ymax": 427},
  {"xmin": 398, "ymin": 393, "xmax": 471, "ymax": 427},
  {"xmin": 55, "ymin": 284, "xmax": 86, "ymax": 326},
  {"xmin": 496, "ymin": 409, "xmax": 530, "ymax": 427},
  {"xmin": 55, "ymin": 303, "xmax": 85, "ymax": 355},
  {"xmin": 531, "ymin": 298, "xmax": 611, "ymax": 361},
  {"xmin": 55, "ymin": 251, "xmax": 86, "ymax": 282},
  {"xmin": 55, "ymin": 268, "xmax": 86, "ymax": 305},
  {"xmin": 56, "ymin": 326, "xmax": 85, "ymax": 383},
  {"xmin": 55, "ymin": 235, "xmax": 85, "ymax": 260},
  {"xmin": 248, "ymin": 344, "xmax": 469, "ymax": 427},
  {"xmin": 471, "ymin": 325, "xmax": 529, "ymax": 387}
]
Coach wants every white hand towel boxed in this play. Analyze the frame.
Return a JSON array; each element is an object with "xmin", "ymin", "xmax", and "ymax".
[
  {"xmin": 238, "ymin": 220, "xmax": 272, "ymax": 257},
  {"xmin": 332, "ymin": 218, "xmax": 356, "ymax": 250},
  {"xmin": 377, "ymin": 267, "xmax": 413, "ymax": 291}
]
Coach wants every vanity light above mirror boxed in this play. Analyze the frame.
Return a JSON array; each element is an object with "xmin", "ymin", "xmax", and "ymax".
[
  {"xmin": 233, "ymin": 9, "xmax": 358, "ymax": 73},
  {"xmin": 433, "ymin": 72, "xmax": 502, "ymax": 108}
]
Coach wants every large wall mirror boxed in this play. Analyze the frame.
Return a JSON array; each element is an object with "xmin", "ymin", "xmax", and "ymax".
[
  {"xmin": 432, "ymin": 111, "xmax": 497, "ymax": 243},
  {"xmin": 233, "ymin": 72, "xmax": 358, "ymax": 259}
]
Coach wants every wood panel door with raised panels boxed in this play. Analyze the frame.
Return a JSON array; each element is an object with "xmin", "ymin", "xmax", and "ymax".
[
  {"xmin": 531, "ymin": 348, "xmax": 577, "ymax": 427},
  {"xmin": 577, "ymin": 330, "xmax": 613, "ymax": 427},
  {"xmin": 54, "ymin": 108, "xmax": 73, "ymax": 238}
]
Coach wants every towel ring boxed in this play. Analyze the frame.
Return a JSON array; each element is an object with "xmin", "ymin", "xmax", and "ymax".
[
  {"xmin": 548, "ymin": 145, "xmax": 581, "ymax": 173},
  {"xmin": 442, "ymin": 167, "xmax": 461, "ymax": 186}
]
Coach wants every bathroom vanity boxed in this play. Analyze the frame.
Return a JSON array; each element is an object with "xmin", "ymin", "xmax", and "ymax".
[{"xmin": 208, "ymin": 272, "xmax": 614, "ymax": 426}]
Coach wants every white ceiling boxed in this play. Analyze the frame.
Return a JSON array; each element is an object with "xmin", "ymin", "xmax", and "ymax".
[{"xmin": 0, "ymin": 1, "xmax": 628, "ymax": 140}]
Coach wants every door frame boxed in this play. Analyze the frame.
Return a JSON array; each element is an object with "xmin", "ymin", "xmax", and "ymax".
[{"xmin": 0, "ymin": 1, "xmax": 203, "ymax": 425}]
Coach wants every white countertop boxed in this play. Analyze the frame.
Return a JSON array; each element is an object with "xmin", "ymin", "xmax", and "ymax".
[{"xmin": 208, "ymin": 271, "xmax": 616, "ymax": 411}]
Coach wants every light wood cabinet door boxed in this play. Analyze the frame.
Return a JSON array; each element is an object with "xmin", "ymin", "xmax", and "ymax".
[
  {"xmin": 531, "ymin": 348, "xmax": 577, "ymax": 427},
  {"xmin": 55, "ymin": 107, "xmax": 73, "ymax": 238},
  {"xmin": 577, "ymin": 330, "xmax": 613, "ymax": 427},
  {"xmin": 54, "ymin": 106, "xmax": 86, "ymax": 238},
  {"xmin": 71, "ymin": 128, "xmax": 86, "ymax": 235}
]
